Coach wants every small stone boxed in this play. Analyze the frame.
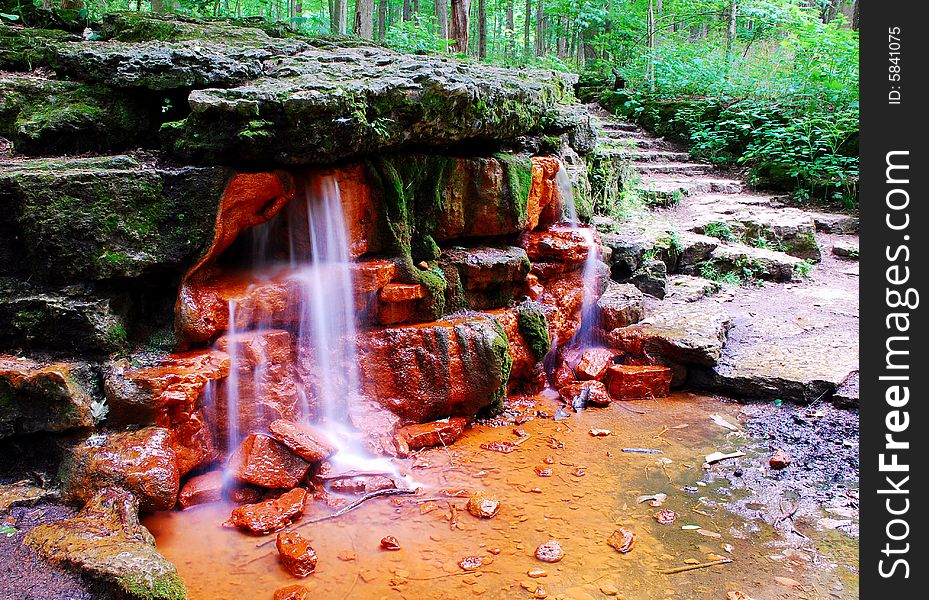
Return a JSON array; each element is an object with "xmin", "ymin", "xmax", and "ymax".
[
  {"xmin": 527, "ymin": 569, "xmax": 548, "ymax": 578},
  {"xmin": 229, "ymin": 488, "xmax": 307, "ymax": 535},
  {"xmin": 396, "ymin": 418, "xmax": 467, "ymax": 450},
  {"xmin": 273, "ymin": 585, "xmax": 309, "ymax": 600},
  {"xmin": 655, "ymin": 510, "xmax": 677, "ymax": 526},
  {"xmin": 589, "ymin": 429, "xmax": 611, "ymax": 437},
  {"xmin": 467, "ymin": 492, "xmax": 500, "ymax": 518},
  {"xmin": 533, "ymin": 587, "xmax": 548, "ymax": 599},
  {"xmin": 606, "ymin": 528, "xmax": 635, "ymax": 553},
  {"xmin": 276, "ymin": 531, "xmax": 318, "ymax": 577},
  {"xmin": 380, "ymin": 535, "xmax": 401, "ymax": 550},
  {"xmin": 572, "ymin": 468, "xmax": 586, "ymax": 477},
  {"xmin": 417, "ymin": 261, "xmax": 430, "ymax": 270},
  {"xmin": 600, "ymin": 583, "xmax": 620, "ymax": 596},
  {"xmin": 769, "ymin": 450, "xmax": 792, "ymax": 470},
  {"xmin": 337, "ymin": 550, "xmax": 356, "ymax": 561},
  {"xmin": 534, "ymin": 466, "xmax": 553, "ymax": 477},
  {"xmin": 178, "ymin": 470, "xmax": 224, "ymax": 509},
  {"xmin": 488, "ymin": 547, "xmax": 501, "ymax": 555},
  {"xmin": 458, "ymin": 556, "xmax": 484, "ymax": 570},
  {"xmin": 543, "ymin": 456, "xmax": 555, "ymax": 464},
  {"xmin": 575, "ymin": 348, "xmax": 617, "ymax": 381},
  {"xmin": 534, "ymin": 540, "xmax": 564, "ymax": 563},
  {"xmin": 268, "ymin": 419, "xmax": 336, "ymax": 463}
]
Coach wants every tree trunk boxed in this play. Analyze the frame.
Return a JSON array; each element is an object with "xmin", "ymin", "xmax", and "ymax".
[
  {"xmin": 377, "ymin": 0, "xmax": 387, "ymax": 40},
  {"xmin": 449, "ymin": 0, "xmax": 471, "ymax": 53},
  {"xmin": 151, "ymin": 0, "xmax": 165, "ymax": 13},
  {"xmin": 506, "ymin": 0, "xmax": 515, "ymax": 59},
  {"xmin": 726, "ymin": 0, "xmax": 737, "ymax": 63},
  {"xmin": 852, "ymin": 0, "xmax": 859, "ymax": 30},
  {"xmin": 534, "ymin": 0, "xmax": 545, "ymax": 57},
  {"xmin": 354, "ymin": 0, "xmax": 374, "ymax": 38},
  {"xmin": 436, "ymin": 0, "xmax": 449, "ymax": 48},
  {"xmin": 403, "ymin": 0, "xmax": 412, "ymax": 21},
  {"xmin": 477, "ymin": 0, "xmax": 487, "ymax": 59},
  {"xmin": 524, "ymin": 0, "xmax": 532, "ymax": 57},
  {"xmin": 647, "ymin": 0, "xmax": 655, "ymax": 92},
  {"xmin": 329, "ymin": 0, "xmax": 348, "ymax": 34}
]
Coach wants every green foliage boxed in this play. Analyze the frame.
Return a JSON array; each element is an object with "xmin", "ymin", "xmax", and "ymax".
[{"xmin": 703, "ymin": 221, "xmax": 737, "ymax": 242}]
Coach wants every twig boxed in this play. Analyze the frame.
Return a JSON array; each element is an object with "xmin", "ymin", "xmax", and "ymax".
[
  {"xmin": 407, "ymin": 570, "xmax": 501, "ymax": 581},
  {"xmin": 256, "ymin": 488, "xmax": 416, "ymax": 547},
  {"xmin": 657, "ymin": 558, "xmax": 732, "ymax": 575},
  {"xmin": 237, "ymin": 551, "xmax": 274, "ymax": 568}
]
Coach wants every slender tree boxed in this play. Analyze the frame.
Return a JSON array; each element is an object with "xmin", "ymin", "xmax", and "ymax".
[
  {"xmin": 524, "ymin": 0, "xmax": 532, "ymax": 57},
  {"xmin": 436, "ymin": 0, "xmax": 450, "ymax": 48},
  {"xmin": 478, "ymin": 0, "xmax": 488, "ymax": 59},
  {"xmin": 377, "ymin": 0, "xmax": 388, "ymax": 41},
  {"xmin": 506, "ymin": 0, "xmax": 515, "ymax": 59},
  {"xmin": 329, "ymin": 0, "xmax": 348, "ymax": 34}
]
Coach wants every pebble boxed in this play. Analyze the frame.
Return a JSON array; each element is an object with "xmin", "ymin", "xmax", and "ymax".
[
  {"xmin": 527, "ymin": 569, "xmax": 548, "ymax": 578},
  {"xmin": 467, "ymin": 492, "xmax": 501, "ymax": 518},
  {"xmin": 600, "ymin": 583, "xmax": 620, "ymax": 596},
  {"xmin": 770, "ymin": 450, "xmax": 792, "ymax": 469},
  {"xmin": 380, "ymin": 536, "xmax": 401, "ymax": 550},
  {"xmin": 535, "ymin": 540, "xmax": 565, "ymax": 563}
]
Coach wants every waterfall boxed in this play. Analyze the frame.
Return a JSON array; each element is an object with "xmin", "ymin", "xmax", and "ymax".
[{"xmin": 558, "ymin": 161, "xmax": 600, "ymax": 349}]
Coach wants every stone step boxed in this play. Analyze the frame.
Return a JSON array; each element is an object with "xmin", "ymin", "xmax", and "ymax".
[
  {"xmin": 636, "ymin": 176, "xmax": 744, "ymax": 206},
  {"xmin": 630, "ymin": 138, "xmax": 676, "ymax": 151},
  {"xmin": 631, "ymin": 150, "xmax": 692, "ymax": 162},
  {"xmin": 666, "ymin": 275, "xmax": 722, "ymax": 303},
  {"xmin": 634, "ymin": 162, "xmax": 714, "ymax": 176},
  {"xmin": 600, "ymin": 121, "xmax": 640, "ymax": 132},
  {"xmin": 696, "ymin": 241, "xmax": 806, "ymax": 283},
  {"xmin": 686, "ymin": 205, "xmax": 822, "ymax": 262}
]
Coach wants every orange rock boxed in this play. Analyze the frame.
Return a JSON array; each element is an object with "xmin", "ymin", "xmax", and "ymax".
[
  {"xmin": 526, "ymin": 273, "xmax": 544, "ymax": 301},
  {"xmin": 214, "ymin": 330, "xmax": 301, "ymax": 447},
  {"xmin": 558, "ymin": 380, "xmax": 610, "ymax": 408},
  {"xmin": 605, "ymin": 365, "xmax": 672, "ymax": 400},
  {"xmin": 229, "ymin": 487, "xmax": 307, "ymax": 535},
  {"xmin": 486, "ymin": 309, "xmax": 538, "ymax": 385},
  {"xmin": 574, "ymin": 348, "xmax": 617, "ymax": 381},
  {"xmin": 170, "ymin": 409, "xmax": 217, "ymax": 475},
  {"xmin": 276, "ymin": 531, "xmax": 318, "ymax": 577},
  {"xmin": 356, "ymin": 316, "xmax": 511, "ymax": 423},
  {"xmin": 62, "ymin": 427, "xmax": 180, "ymax": 512},
  {"xmin": 375, "ymin": 300, "xmax": 416, "ymax": 325},
  {"xmin": 227, "ymin": 434, "xmax": 310, "ymax": 489},
  {"xmin": 178, "ymin": 470, "xmax": 225, "ymax": 509},
  {"xmin": 321, "ymin": 163, "xmax": 382, "ymax": 259},
  {"xmin": 268, "ymin": 420, "xmax": 336, "ymax": 463},
  {"xmin": 354, "ymin": 259, "xmax": 399, "ymax": 294},
  {"xmin": 528, "ymin": 156, "xmax": 564, "ymax": 230},
  {"xmin": 520, "ymin": 225, "xmax": 602, "ymax": 263},
  {"xmin": 273, "ymin": 585, "xmax": 310, "ymax": 600},
  {"xmin": 396, "ymin": 417, "xmax": 468, "ymax": 449},
  {"xmin": 379, "ymin": 283, "xmax": 426, "ymax": 303},
  {"xmin": 105, "ymin": 350, "xmax": 231, "ymax": 427},
  {"xmin": 553, "ymin": 364, "xmax": 576, "ymax": 389}
]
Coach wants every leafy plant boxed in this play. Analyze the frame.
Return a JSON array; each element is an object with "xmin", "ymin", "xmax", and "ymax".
[{"xmin": 703, "ymin": 221, "xmax": 737, "ymax": 242}]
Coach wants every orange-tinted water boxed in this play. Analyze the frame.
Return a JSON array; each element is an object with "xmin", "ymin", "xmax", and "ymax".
[{"xmin": 145, "ymin": 393, "xmax": 858, "ymax": 600}]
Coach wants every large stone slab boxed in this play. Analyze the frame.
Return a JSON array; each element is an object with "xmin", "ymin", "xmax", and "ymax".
[
  {"xmin": 25, "ymin": 487, "xmax": 186, "ymax": 600},
  {"xmin": 604, "ymin": 303, "xmax": 732, "ymax": 367}
]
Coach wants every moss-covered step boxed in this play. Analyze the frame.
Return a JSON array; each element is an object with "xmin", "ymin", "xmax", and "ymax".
[
  {"xmin": 0, "ymin": 74, "xmax": 150, "ymax": 155},
  {"xmin": 0, "ymin": 155, "xmax": 230, "ymax": 285}
]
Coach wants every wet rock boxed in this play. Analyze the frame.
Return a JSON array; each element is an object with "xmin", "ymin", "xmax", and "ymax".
[
  {"xmin": 380, "ymin": 535, "xmax": 401, "ymax": 551},
  {"xmin": 227, "ymin": 434, "xmax": 311, "ymax": 489},
  {"xmin": 442, "ymin": 246, "xmax": 531, "ymax": 293},
  {"xmin": 276, "ymin": 531, "xmax": 318, "ymax": 577},
  {"xmin": 654, "ymin": 509, "xmax": 677, "ymax": 525},
  {"xmin": 396, "ymin": 417, "xmax": 467, "ymax": 450},
  {"xmin": 596, "ymin": 282, "xmax": 646, "ymax": 331},
  {"xmin": 558, "ymin": 380, "xmax": 610, "ymax": 408},
  {"xmin": 466, "ymin": 492, "xmax": 500, "ymax": 519},
  {"xmin": 178, "ymin": 470, "xmax": 225, "ymax": 509},
  {"xmin": 328, "ymin": 475, "xmax": 395, "ymax": 495},
  {"xmin": 0, "ymin": 355, "xmax": 98, "ymax": 438},
  {"xmin": 630, "ymin": 258, "xmax": 667, "ymax": 298},
  {"xmin": 25, "ymin": 487, "xmax": 186, "ymax": 600},
  {"xmin": 534, "ymin": 540, "xmax": 564, "ymax": 563},
  {"xmin": 229, "ymin": 487, "xmax": 307, "ymax": 535},
  {"xmin": 604, "ymin": 303, "xmax": 733, "ymax": 367},
  {"xmin": 520, "ymin": 226, "xmax": 601, "ymax": 264},
  {"xmin": 379, "ymin": 283, "xmax": 426, "ymax": 303},
  {"xmin": 553, "ymin": 364, "xmax": 576, "ymax": 389},
  {"xmin": 606, "ymin": 528, "xmax": 635, "ymax": 553},
  {"xmin": 215, "ymin": 330, "xmax": 301, "ymax": 445},
  {"xmin": 490, "ymin": 308, "xmax": 543, "ymax": 390},
  {"xmin": 268, "ymin": 419, "xmax": 336, "ymax": 463},
  {"xmin": 62, "ymin": 427, "xmax": 180, "ymax": 512},
  {"xmin": 528, "ymin": 156, "xmax": 567, "ymax": 229},
  {"xmin": 357, "ymin": 316, "xmax": 512, "ymax": 422},
  {"xmin": 274, "ymin": 585, "xmax": 310, "ymax": 600},
  {"xmin": 458, "ymin": 556, "xmax": 484, "ymax": 570},
  {"xmin": 355, "ymin": 259, "xmax": 399, "ymax": 294},
  {"xmin": 0, "ymin": 481, "xmax": 54, "ymax": 513},
  {"xmin": 575, "ymin": 348, "xmax": 618, "ymax": 381},
  {"xmin": 104, "ymin": 349, "xmax": 230, "ymax": 427},
  {"xmin": 605, "ymin": 365, "xmax": 672, "ymax": 400},
  {"xmin": 169, "ymin": 409, "xmax": 218, "ymax": 476},
  {"xmin": 769, "ymin": 450, "xmax": 792, "ymax": 470},
  {"xmin": 539, "ymin": 263, "xmax": 610, "ymax": 345}
]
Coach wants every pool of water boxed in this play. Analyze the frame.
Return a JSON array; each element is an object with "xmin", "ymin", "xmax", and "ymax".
[{"xmin": 144, "ymin": 393, "xmax": 858, "ymax": 600}]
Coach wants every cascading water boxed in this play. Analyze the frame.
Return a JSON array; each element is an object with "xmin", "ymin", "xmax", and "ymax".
[{"xmin": 557, "ymin": 161, "xmax": 601, "ymax": 349}]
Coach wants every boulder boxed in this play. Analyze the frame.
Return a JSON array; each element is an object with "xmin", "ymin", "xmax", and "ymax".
[
  {"xmin": 268, "ymin": 419, "xmax": 336, "ymax": 463},
  {"xmin": 703, "ymin": 243, "xmax": 803, "ymax": 283},
  {"xmin": 25, "ymin": 487, "xmax": 186, "ymax": 600},
  {"xmin": 396, "ymin": 417, "xmax": 468, "ymax": 450},
  {"xmin": 605, "ymin": 303, "xmax": 733, "ymax": 367},
  {"xmin": 276, "ymin": 531, "xmax": 318, "ymax": 577},
  {"xmin": 558, "ymin": 380, "xmax": 610, "ymax": 407},
  {"xmin": 441, "ymin": 246, "xmax": 530, "ymax": 309},
  {"xmin": 0, "ymin": 73, "xmax": 149, "ymax": 155},
  {"xmin": 0, "ymin": 355, "xmax": 98, "ymax": 438},
  {"xmin": 630, "ymin": 258, "xmax": 667, "ymax": 298},
  {"xmin": 357, "ymin": 316, "xmax": 512, "ymax": 422},
  {"xmin": 227, "ymin": 434, "xmax": 310, "ymax": 489},
  {"xmin": 832, "ymin": 241, "xmax": 859, "ymax": 259},
  {"xmin": 61, "ymin": 427, "xmax": 180, "ymax": 512},
  {"xmin": 574, "ymin": 348, "xmax": 618, "ymax": 381},
  {"xmin": 520, "ymin": 226, "xmax": 600, "ymax": 264},
  {"xmin": 665, "ymin": 275, "xmax": 721, "ymax": 303},
  {"xmin": 178, "ymin": 470, "xmax": 225, "ymax": 509},
  {"xmin": 605, "ymin": 365, "xmax": 672, "ymax": 400},
  {"xmin": 596, "ymin": 283, "xmax": 645, "ymax": 331},
  {"xmin": 229, "ymin": 487, "xmax": 307, "ymax": 535},
  {"xmin": 104, "ymin": 349, "xmax": 230, "ymax": 426}
]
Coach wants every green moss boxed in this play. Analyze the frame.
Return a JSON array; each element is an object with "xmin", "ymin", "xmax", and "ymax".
[
  {"xmin": 13, "ymin": 309, "xmax": 46, "ymax": 332},
  {"xmin": 472, "ymin": 319, "xmax": 513, "ymax": 418},
  {"xmin": 120, "ymin": 571, "xmax": 187, "ymax": 600},
  {"xmin": 515, "ymin": 301, "xmax": 551, "ymax": 360}
]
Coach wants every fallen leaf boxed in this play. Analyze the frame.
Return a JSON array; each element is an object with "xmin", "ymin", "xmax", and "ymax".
[
  {"xmin": 681, "ymin": 525, "xmax": 701, "ymax": 530},
  {"xmin": 696, "ymin": 529, "xmax": 722, "ymax": 538},
  {"xmin": 710, "ymin": 414, "xmax": 741, "ymax": 431},
  {"xmin": 704, "ymin": 451, "xmax": 746, "ymax": 464},
  {"xmin": 635, "ymin": 493, "xmax": 668, "ymax": 506}
]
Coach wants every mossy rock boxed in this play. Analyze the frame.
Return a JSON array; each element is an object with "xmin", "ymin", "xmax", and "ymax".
[
  {"xmin": 515, "ymin": 300, "xmax": 551, "ymax": 361},
  {"xmin": 0, "ymin": 74, "xmax": 150, "ymax": 155},
  {"xmin": 0, "ymin": 24, "xmax": 76, "ymax": 71},
  {"xmin": 0, "ymin": 155, "xmax": 231, "ymax": 285}
]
